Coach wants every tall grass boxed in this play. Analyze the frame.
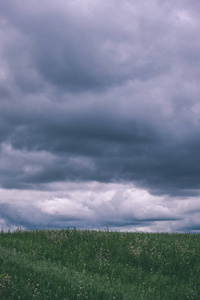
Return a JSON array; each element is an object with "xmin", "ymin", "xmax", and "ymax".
[{"xmin": 0, "ymin": 228, "xmax": 199, "ymax": 299}]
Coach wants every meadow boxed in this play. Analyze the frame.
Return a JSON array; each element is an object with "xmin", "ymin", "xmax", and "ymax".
[{"xmin": 0, "ymin": 228, "xmax": 199, "ymax": 299}]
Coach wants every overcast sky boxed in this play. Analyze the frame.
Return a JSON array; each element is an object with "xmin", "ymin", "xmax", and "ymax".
[{"xmin": 0, "ymin": 0, "xmax": 200, "ymax": 232}]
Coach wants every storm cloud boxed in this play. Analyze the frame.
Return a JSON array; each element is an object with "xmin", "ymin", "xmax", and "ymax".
[{"xmin": 0, "ymin": 0, "xmax": 200, "ymax": 231}]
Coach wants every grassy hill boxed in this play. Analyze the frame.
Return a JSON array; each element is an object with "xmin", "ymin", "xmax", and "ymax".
[{"xmin": 0, "ymin": 228, "xmax": 199, "ymax": 299}]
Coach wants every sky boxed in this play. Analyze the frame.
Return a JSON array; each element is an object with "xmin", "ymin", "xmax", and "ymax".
[{"xmin": 0, "ymin": 0, "xmax": 200, "ymax": 232}]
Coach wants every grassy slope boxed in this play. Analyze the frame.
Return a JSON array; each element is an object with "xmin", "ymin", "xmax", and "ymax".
[{"xmin": 0, "ymin": 228, "xmax": 200, "ymax": 299}]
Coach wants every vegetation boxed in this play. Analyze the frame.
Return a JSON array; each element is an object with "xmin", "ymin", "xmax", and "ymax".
[{"xmin": 0, "ymin": 228, "xmax": 199, "ymax": 299}]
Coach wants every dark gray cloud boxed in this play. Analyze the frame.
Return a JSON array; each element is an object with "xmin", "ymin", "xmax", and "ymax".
[
  {"xmin": 1, "ymin": 109, "xmax": 200, "ymax": 196},
  {"xmin": 0, "ymin": 0, "xmax": 170, "ymax": 92},
  {"xmin": 0, "ymin": 0, "xmax": 200, "ymax": 231}
]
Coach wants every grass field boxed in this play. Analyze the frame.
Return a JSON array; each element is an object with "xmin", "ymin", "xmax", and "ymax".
[{"xmin": 0, "ymin": 228, "xmax": 199, "ymax": 299}]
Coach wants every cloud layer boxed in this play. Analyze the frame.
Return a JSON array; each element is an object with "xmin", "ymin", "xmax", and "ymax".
[
  {"xmin": 1, "ymin": 182, "xmax": 200, "ymax": 232},
  {"xmin": 0, "ymin": 0, "xmax": 200, "ymax": 231}
]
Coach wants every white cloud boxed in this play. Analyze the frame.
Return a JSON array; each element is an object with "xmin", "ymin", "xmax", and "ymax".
[
  {"xmin": 176, "ymin": 10, "xmax": 194, "ymax": 25},
  {"xmin": 0, "ymin": 181, "xmax": 199, "ymax": 232}
]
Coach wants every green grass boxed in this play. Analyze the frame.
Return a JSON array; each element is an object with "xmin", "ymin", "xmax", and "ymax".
[{"xmin": 0, "ymin": 228, "xmax": 199, "ymax": 299}]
